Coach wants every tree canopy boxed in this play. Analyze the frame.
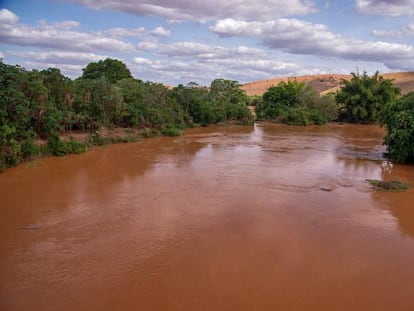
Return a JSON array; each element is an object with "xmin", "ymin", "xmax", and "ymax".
[
  {"xmin": 336, "ymin": 71, "xmax": 401, "ymax": 123},
  {"xmin": 0, "ymin": 60, "xmax": 253, "ymax": 170},
  {"xmin": 81, "ymin": 58, "xmax": 133, "ymax": 83},
  {"xmin": 257, "ymin": 80, "xmax": 338, "ymax": 125}
]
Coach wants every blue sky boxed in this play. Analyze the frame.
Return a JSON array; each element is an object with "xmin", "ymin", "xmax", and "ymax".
[{"xmin": 0, "ymin": 0, "xmax": 413, "ymax": 85}]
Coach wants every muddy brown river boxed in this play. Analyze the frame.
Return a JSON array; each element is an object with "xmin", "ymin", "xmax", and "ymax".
[{"xmin": 1, "ymin": 123, "xmax": 414, "ymax": 311}]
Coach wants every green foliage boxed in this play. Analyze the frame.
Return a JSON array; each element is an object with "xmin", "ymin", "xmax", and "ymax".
[
  {"xmin": 381, "ymin": 92, "xmax": 414, "ymax": 163},
  {"xmin": 47, "ymin": 134, "xmax": 86, "ymax": 156},
  {"xmin": 20, "ymin": 139, "xmax": 40, "ymax": 159},
  {"xmin": 81, "ymin": 58, "xmax": 132, "ymax": 83},
  {"xmin": 0, "ymin": 62, "xmax": 248, "ymax": 171},
  {"xmin": 141, "ymin": 128, "xmax": 160, "ymax": 138},
  {"xmin": 281, "ymin": 108, "xmax": 327, "ymax": 126},
  {"xmin": 169, "ymin": 79, "xmax": 253, "ymax": 126},
  {"xmin": 336, "ymin": 71, "xmax": 400, "ymax": 123},
  {"xmin": 66, "ymin": 138, "xmax": 87, "ymax": 154},
  {"xmin": 161, "ymin": 126, "xmax": 183, "ymax": 137},
  {"xmin": 85, "ymin": 130, "xmax": 111, "ymax": 146},
  {"xmin": 366, "ymin": 179, "xmax": 411, "ymax": 192},
  {"xmin": 209, "ymin": 79, "xmax": 249, "ymax": 106},
  {"xmin": 47, "ymin": 133, "xmax": 69, "ymax": 156},
  {"xmin": 257, "ymin": 80, "xmax": 338, "ymax": 125}
]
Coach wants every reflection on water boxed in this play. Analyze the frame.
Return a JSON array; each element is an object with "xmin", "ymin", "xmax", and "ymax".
[{"xmin": 1, "ymin": 123, "xmax": 414, "ymax": 311}]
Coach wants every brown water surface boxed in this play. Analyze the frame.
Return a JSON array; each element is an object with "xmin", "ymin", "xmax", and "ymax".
[{"xmin": 1, "ymin": 123, "xmax": 414, "ymax": 311}]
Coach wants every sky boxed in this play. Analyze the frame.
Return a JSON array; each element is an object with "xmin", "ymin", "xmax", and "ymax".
[{"xmin": 0, "ymin": 0, "xmax": 413, "ymax": 86}]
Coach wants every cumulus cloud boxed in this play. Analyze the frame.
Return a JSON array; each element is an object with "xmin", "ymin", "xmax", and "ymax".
[
  {"xmin": 0, "ymin": 11, "xmax": 134, "ymax": 52},
  {"xmin": 0, "ymin": 51, "xmax": 4, "ymax": 59},
  {"xmin": 37, "ymin": 19, "xmax": 80, "ymax": 30},
  {"xmin": 0, "ymin": 9, "xmax": 169, "ymax": 53},
  {"xmin": 104, "ymin": 26, "xmax": 170, "ymax": 37},
  {"xmin": 155, "ymin": 42, "xmax": 266, "ymax": 59},
  {"xmin": 134, "ymin": 40, "xmax": 299, "ymax": 77},
  {"xmin": 67, "ymin": 0, "xmax": 316, "ymax": 22},
  {"xmin": 25, "ymin": 61, "xmax": 85, "ymax": 78},
  {"xmin": 131, "ymin": 40, "xmax": 302, "ymax": 85},
  {"xmin": 211, "ymin": 18, "xmax": 414, "ymax": 69},
  {"xmin": 372, "ymin": 23, "xmax": 414, "ymax": 37},
  {"xmin": 385, "ymin": 58, "xmax": 414, "ymax": 71},
  {"xmin": 355, "ymin": 0, "xmax": 414, "ymax": 16},
  {"xmin": 9, "ymin": 51, "xmax": 109, "ymax": 65},
  {"xmin": 0, "ymin": 8, "xmax": 19, "ymax": 24},
  {"xmin": 152, "ymin": 26, "xmax": 171, "ymax": 36}
]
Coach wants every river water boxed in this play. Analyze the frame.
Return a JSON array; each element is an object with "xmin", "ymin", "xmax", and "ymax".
[{"xmin": 1, "ymin": 123, "xmax": 414, "ymax": 311}]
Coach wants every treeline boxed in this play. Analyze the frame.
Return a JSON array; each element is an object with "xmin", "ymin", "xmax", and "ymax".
[
  {"xmin": 0, "ymin": 58, "xmax": 253, "ymax": 170},
  {"xmin": 256, "ymin": 72, "xmax": 414, "ymax": 163},
  {"xmin": 1, "ymin": 58, "xmax": 413, "ymax": 168}
]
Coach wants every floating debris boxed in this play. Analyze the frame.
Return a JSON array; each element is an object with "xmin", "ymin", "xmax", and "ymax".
[
  {"xmin": 366, "ymin": 179, "xmax": 412, "ymax": 192},
  {"xmin": 22, "ymin": 224, "xmax": 40, "ymax": 230},
  {"xmin": 320, "ymin": 187, "xmax": 333, "ymax": 192}
]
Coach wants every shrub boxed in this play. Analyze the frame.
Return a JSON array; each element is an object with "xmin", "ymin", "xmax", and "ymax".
[
  {"xmin": 86, "ymin": 131, "xmax": 111, "ymax": 146},
  {"xmin": 20, "ymin": 139, "xmax": 40, "ymax": 159},
  {"xmin": 381, "ymin": 92, "xmax": 414, "ymax": 163},
  {"xmin": 141, "ymin": 128, "xmax": 160, "ymax": 138},
  {"xmin": 258, "ymin": 81, "xmax": 337, "ymax": 125},
  {"xmin": 67, "ymin": 138, "xmax": 87, "ymax": 154},
  {"xmin": 162, "ymin": 126, "xmax": 183, "ymax": 137},
  {"xmin": 48, "ymin": 133, "xmax": 69, "ymax": 156}
]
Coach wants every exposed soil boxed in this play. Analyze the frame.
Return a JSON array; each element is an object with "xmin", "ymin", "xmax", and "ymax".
[{"xmin": 242, "ymin": 72, "xmax": 414, "ymax": 96}]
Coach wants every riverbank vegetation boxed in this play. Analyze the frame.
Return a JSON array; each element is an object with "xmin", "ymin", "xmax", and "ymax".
[
  {"xmin": 0, "ymin": 59, "xmax": 253, "ymax": 170},
  {"xmin": 256, "ymin": 80, "xmax": 338, "ymax": 125},
  {"xmin": 1, "ymin": 58, "xmax": 414, "ymax": 169},
  {"xmin": 366, "ymin": 179, "xmax": 412, "ymax": 192},
  {"xmin": 255, "ymin": 71, "xmax": 413, "ymax": 164}
]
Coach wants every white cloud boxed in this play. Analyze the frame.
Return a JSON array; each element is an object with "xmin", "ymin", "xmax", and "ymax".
[
  {"xmin": 0, "ymin": 15, "xmax": 134, "ymax": 52},
  {"xmin": 0, "ymin": 9, "xmax": 19, "ymax": 24},
  {"xmin": 152, "ymin": 26, "xmax": 171, "ymax": 37},
  {"xmin": 0, "ymin": 51, "xmax": 4, "ymax": 59},
  {"xmin": 133, "ymin": 57, "xmax": 153, "ymax": 65},
  {"xmin": 105, "ymin": 26, "xmax": 170, "ymax": 37},
  {"xmin": 131, "ymin": 41, "xmax": 303, "ymax": 85},
  {"xmin": 356, "ymin": 0, "xmax": 414, "ymax": 16},
  {"xmin": 37, "ymin": 19, "xmax": 80, "ymax": 30},
  {"xmin": 0, "ymin": 10, "xmax": 168, "ymax": 53},
  {"xmin": 130, "ymin": 56, "xmax": 301, "ymax": 85},
  {"xmin": 211, "ymin": 18, "xmax": 414, "ymax": 69},
  {"xmin": 68, "ymin": 0, "xmax": 316, "ymax": 22},
  {"xmin": 10, "ymin": 51, "xmax": 108, "ymax": 65},
  {"xmin": 23, "ymin": 61, "xmax": 85, "ymax": 78},
  {"xmin": 372, "ymin": 23, "xmax": 414, "ymax": 37},
  {"xmin": 155, "ymin": 42, "xmax": 266, "ymax": 59},
  {"xmin": 138, "ymin": 41, "xmax": 159, "ymax": 50}
]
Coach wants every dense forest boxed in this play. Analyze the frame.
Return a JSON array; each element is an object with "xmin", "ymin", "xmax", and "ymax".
[{"xmin": 1, "ymin": 58, "xmax": 414, "ymax": 170}]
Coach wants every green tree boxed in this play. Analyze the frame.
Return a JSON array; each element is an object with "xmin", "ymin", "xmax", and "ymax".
[
  {"xmin": 257, "ymin": 80, "xmax": 337, "ymax": 125},
  {"xmin": 382, "ymin": 92, "xmax": 414, "ymax": 163},
  {"xmin": 209, "ymin": 79, "xmax": 249, "ymax": 106},
  {"xmin": 72, "ymin": 78, "xmax": 125, "ymax": 129},
  {"xmin": 336, "ymin": 71, "xmax": 400, "ymax": 123},
  {"xmin": 258, "ymin": 80, "xmax": 306, "ymax": 119},
  {"xmin": 81, "ymin": 58, "xmax": 132, "ymax": 83}
]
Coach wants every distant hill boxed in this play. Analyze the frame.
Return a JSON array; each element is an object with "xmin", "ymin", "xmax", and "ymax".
[{"xmin": 242, "ymin": 72, "xmax": 414, "ymax": 96}]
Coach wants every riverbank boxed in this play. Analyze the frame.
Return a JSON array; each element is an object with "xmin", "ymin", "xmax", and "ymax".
[{"xmin": 0, "ymin": 121, "xmax": 253, "ymax": 172}]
